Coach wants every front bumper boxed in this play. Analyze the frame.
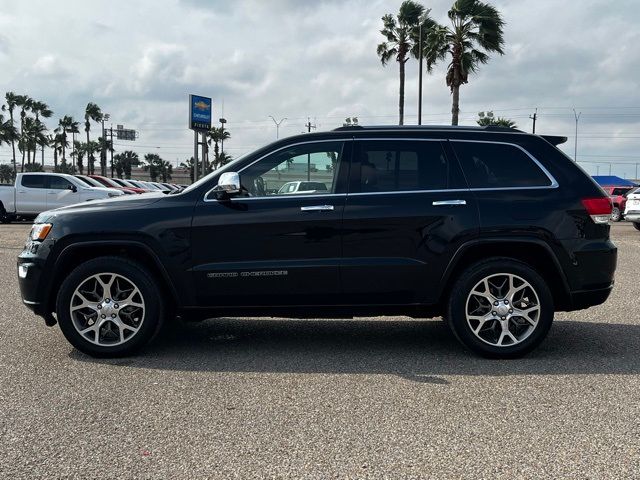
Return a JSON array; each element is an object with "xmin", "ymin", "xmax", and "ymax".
[{"xmin": 623, "ymin": 211, "xmax": 640, "ymax": 222}]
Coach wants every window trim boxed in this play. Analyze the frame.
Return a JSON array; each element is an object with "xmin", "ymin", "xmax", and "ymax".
[
  {"xmin": 203, "ymin": 138, "xmax": 351, "ymax": 202},
  {"xmin": 450, "ymin": 139, "xmax": 559, "ymax": 191}
]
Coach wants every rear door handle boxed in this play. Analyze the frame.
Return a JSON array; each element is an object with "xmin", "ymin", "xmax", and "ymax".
[
  {"xmin": 300, "ymin": 205, "xmax": 335, "ymax": 212},
  {"xmin": 432, "ymin": 200, "xmax": 467, "ymax": 206}
]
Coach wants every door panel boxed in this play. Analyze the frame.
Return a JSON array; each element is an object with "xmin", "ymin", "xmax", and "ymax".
[
  {"xmin": 190, "ymin": 140, "xmax": 350, "ymax": 307},
  {"xmin": 16, "ymin": 175, "xmax": 47, "ymax": 214},
  {"xmin": 46, "ymin": 176, "xmax": 80, "ymax": 210},
  {"xmin": 341, "ymin": 139, "xmax": 479, "ymax": 305}
]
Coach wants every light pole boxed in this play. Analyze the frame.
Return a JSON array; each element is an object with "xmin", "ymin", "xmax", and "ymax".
[
  {"xmin": 269, "ymin": 116, "xmax": 287, "ymax": 139},
  {"xmin": 101, "ymin": 113, "xmax": 110, "ymax": 176},
  {"xmin": 573, "ymin": 109, "xmax": 581, "ymax": 162}
]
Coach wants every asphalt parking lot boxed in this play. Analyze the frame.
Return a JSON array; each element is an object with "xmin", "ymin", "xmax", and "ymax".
[{"xmin": 1, "ymin": 223, "xmax": 639, "ymax": 479}]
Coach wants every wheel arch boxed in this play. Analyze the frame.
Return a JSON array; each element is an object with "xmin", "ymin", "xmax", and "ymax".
[
  {"xmin": 439, "ymin": 238, "xmax": 572, "ymax": 310},
  {"xmin": 47, "ymin": 240, "xmax": 181, "ymax": 316}
]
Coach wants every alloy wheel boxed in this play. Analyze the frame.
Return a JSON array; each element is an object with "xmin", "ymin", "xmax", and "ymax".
[
  {"xmin": 465, "ymin": 273, "xmax": 541, "ymax": 347},
  {"xmin": 69, "ymin": 272, "xmax": 145, "ymax": 347}
]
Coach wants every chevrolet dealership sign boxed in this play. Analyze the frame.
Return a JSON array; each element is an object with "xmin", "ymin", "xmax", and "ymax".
[{"xmin": 189, "ymin": 94, "xmax": 212, "ymax": 131}]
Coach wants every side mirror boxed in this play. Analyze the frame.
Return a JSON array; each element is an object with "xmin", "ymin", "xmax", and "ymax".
[
  {"xmin": 213, "ymin": 172, "xmax": 241, "ymax": 199},
  {"xmin": 68, "ymin": 185, "xmax": 77, "ymax": 193}
]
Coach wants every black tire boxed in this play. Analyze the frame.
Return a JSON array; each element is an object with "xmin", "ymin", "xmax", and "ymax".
[
  {"xmin": 56, "ymin": 256, "xmax": 165, "ymax": 357},
  {"xmin": 634, "ymin": 223, "xmax": 640, "ymax": 232},
  {"xmin": 446, "ymin": 258, "xmax": 554, "ymax": 359},
  {"xmin": 0, "ymin": 204, "xmax": 10, "ymax": 224},
  {"xmin": 610, "ymin": 207, "xmax": 621, "ymax": 222}
]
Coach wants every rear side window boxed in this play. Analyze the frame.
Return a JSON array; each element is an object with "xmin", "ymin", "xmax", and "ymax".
[
  {"xmin": 453, "ymin": 141, "xmax": 552, "ymax": 188},
  {"xmin": 355, "ymin": 140, "xmax": 455, "ymax": 192},
  {"xmin": 21, "ymin": 175, "xmax": 46, "ymax": 188}
]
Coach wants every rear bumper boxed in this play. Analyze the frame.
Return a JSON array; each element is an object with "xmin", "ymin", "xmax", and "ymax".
[
  {"xmin": 568, "ymin": 285, "xmax": 614, "ymax": 311},
  {"xmin": 623, "ymin": 212, "xmax": 640, "ymax": 222}
]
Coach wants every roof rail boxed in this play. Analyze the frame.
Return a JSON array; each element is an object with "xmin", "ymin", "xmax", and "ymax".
[{"xmin": 331, "ymin": 125, "xmax": 523, "ymax": 132}]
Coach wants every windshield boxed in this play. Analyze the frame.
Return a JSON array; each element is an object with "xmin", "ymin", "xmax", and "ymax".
[{"xmin": 180, "ymin": 153, "xmax": 249, "ymax": 194}]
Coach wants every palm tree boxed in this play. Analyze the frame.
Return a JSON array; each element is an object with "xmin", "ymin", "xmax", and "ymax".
[
  {"xmin": 21, "ymin": 117, "xmax": 47, "ymax": 166},
  {"xmin": 113, "ymin": 150, "xmax": 139, "ymax": 179},
  {"xmin": 31, "ymin": 100, "xmax": 53, "ymax": 165},
  {"xmin": 85, "ymin": 140, "xmax": 100, "ymax": 175},
  {"xmin": 143, "ymin": 153, "xmax": 172, "ymax": 182},
  {"xmin": 15, "ymin": 95, "xmax": 33, "ymax": 171},
  {"xmin": 0, "ymin": 113, "xmax": 19, "ymax": 151},
  {"xmin": 206, "ymin": 126, "xmax": 231, "ymax": 171},
  {"xmin": 2, "ymin": 92, "xmax": 20, "ymax": 173},
  {"xmin": 426, "ymin": 0, "xmax": 505, "ymax": 125},
  {"xmin": 74, "ymin": 141, "xmax": 87, "ymax": 174},
  {"xmin": 57, "ymin": 115, "xmax": 80, "ymax": 164},
  {"xmin": 29, "ymin": 119, "xmax": 49, "ymax": 166},
  {"xmin": 477, "ymin": 111, "xmax": 516, "ymax": 128},
  {"xmin": 96, "ymin": 136, "xmax": 114, "ymax": 175},
  {"xmin": 180, "ymin": 157, "xmax": 195, "ymax": 183},
  {"xmin": 377, "ymin": 1, "xmax": 428, "ymax": 125},
  {"xmin": 84, "ymin": 102, "xmax": 103, "ymax": 171}
]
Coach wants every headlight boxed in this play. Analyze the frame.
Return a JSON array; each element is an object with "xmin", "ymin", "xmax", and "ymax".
[{"xmin": 30, "ymin": 223, "xmax": 52, "ymax": 241}]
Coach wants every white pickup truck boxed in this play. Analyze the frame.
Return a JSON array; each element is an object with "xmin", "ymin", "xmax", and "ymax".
[{"xmin": 0, "ymin": 172, "xmax": 123, "ymax": 223}]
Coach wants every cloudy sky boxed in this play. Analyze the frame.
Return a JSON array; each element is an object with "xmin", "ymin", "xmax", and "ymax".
[{"xmin": 1, "ymin": 0, "xmax": 639, "ymax": 177}]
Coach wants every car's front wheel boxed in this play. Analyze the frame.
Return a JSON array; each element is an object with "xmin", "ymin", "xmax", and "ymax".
[
  {"xmin": 633, "ymin": 222, "xmax": 640, "ymax": 232},
  {"xmin": 56, "ymin": 256, "xmax": 165, "ymax": 357},
  {"xmin": 447, "ymin": 258, "xmax": 554, "ymax": 359}
]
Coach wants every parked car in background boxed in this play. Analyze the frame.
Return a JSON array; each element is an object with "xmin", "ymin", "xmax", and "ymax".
[
  {"xmin": 623, "ymin": 187, "xmax": 640, "ymax": 230},
  {"xmin": 18, "ymin": 125, "xmax": 616, "ymax": 359},
  {"xmin": 89, "ymin": 175, "xmax": 137, "ymax": 195},
  {"xmin": 108, "ymin": 178, "xmax": 147, "ymax": 194},
  {"xmin": 603, "ymin": 186, "xmax": 633, "ymax": 221},
  {"xmin": 75, "ymin": 175, "xmax": 107, "ymax": 189},
  {"xmin": 278, "ymin": 181, "xmax": 328, "ymax": 195},
  {"xmin": 0, "ymin": 172, "xmax": 123, "ymax": 222}
]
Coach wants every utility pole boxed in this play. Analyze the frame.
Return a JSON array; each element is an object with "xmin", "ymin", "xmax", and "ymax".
[
  {"xmin": 417, "ymin": 15, "xmax": 426, "ymax": 125},
  {"xmin": 573, "ymin": 109, "xmax": 581, "ymax": 162},
  {"xmin": 529, "ymin": 108, "xmax": 537, "ymax": 134},
  {"xmin": 101, "ymin": 114, "xmax": 110, "ymax": 176},
  {"xmin": 305, "ymin": 117, "xmax": 316, "ymax": 181},
  {"xmin": 269, "ymin": 116, "xmax": 287, "ymax": 139}
]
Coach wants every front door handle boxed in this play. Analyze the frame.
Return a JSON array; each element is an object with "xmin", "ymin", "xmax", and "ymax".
[
  {"xmin": 300, "ymin": 205, "xmax": 335, "ymax": 212},
  {"xmin": 432, "ymin": 200, "xmax": 467, "ymax": 206}
]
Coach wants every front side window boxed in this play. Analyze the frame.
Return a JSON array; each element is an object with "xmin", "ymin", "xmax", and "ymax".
[
  {"xmin": 453, "ymin": 141, "xmax": 552, "ymax": 188},
  {"xmin": 240, "ymin": 141, "xmax": 344, "ymax": 197},
  {"xmin": 48, "ymin": 176, "xmax": 74, "ymax": 190},
  {"xmin": 355, "ymin": 140, "xmax": 452, "ymax": 192}
]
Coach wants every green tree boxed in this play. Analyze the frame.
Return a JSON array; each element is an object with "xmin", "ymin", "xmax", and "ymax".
[
  {"xmin": 74, "ymin": 140, "xmax": 87, "ymax": 174},
  {"xmin": 24, "ymin": 162, "xmax": 43, "ymax": 172},
  {"xmin": 426, "ymin": 0, "xmax": 505, "ymax": 125},
  {"xmin": 180, "ymin": 157, "xmax": 195, "ymax": 183},
  {"xmin": 0, "ymin": 163, "xmax": 15, "ymax": 183},
  {"xmin": 84, "ymin": 102, "xmax": 103, "ymax": 173},
  {"xmin": 143, "ymin": 153, "xmax": 172, "ymax": 182},
  {"xmin": 0, "ymin": 113, "xmax": 19, "ymax": 152},
  {"xmin": 15, "ymin": 95, "xmax": 33, "ymax": 171},
  {"xmin": 50, "ymin": 132, "xmax": 67, "ymax": 169},
  {"xmin": 2, "ymin": 92, "xmax": 19, "ymax": 174},
  {"xmin": 477, "ymin": 111, "xmax": 516, "ymax": 128},
  {"xmin": 377, "ymin": 1, "xmax": 435, "ymax": 125},
  {"xmin": 206, "ymin": 126, "xmax": 231, "ymax": 171},
  {"xmin": 23, "ymin": 118, "xmax": 49, "ymax": 166},
  {"xmin": 31, "ymin": 100, "xmax": 53, "ymax": 165},
  {"xmin": 57, "ymin": 115, "xmax": 80, "ymax": 164},
  {"xmin": 113, "ymin": 150, "xmax": 139, "ymax": 179}
]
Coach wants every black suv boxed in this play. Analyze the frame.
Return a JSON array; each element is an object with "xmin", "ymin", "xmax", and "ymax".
[{"xmin": 17, "ymin": 126, "xmax": 617, "ymax": 358}]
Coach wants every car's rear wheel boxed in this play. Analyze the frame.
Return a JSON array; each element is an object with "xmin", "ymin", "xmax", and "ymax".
[
  {"xmin": 447, "ymin": 258, "xmax": 554, "ymax": 358},
  {"xmin": 0, "ymin": 204, "xmax": 10, "ymax": 224},
  {"xmin": 56, "ymin": 256, "xmax": 165, "ymax": 357},
  {"xmin": 633, "ymin": 222, "xmax": 640, "ymax": 231},
  {"xmin": 610, "ymin": 207, "xmax": 621, "ymax": 222}
]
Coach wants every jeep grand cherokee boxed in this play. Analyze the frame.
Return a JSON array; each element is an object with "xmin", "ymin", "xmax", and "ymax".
[{"xmin": 17, "ymin": 125, "xmax": 617, "ymax": 358}]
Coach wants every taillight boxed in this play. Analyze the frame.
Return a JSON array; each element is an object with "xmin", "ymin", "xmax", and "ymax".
[{"xmin": 582, "ymin": 197, "xmax": 612, "ymax": 224}]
